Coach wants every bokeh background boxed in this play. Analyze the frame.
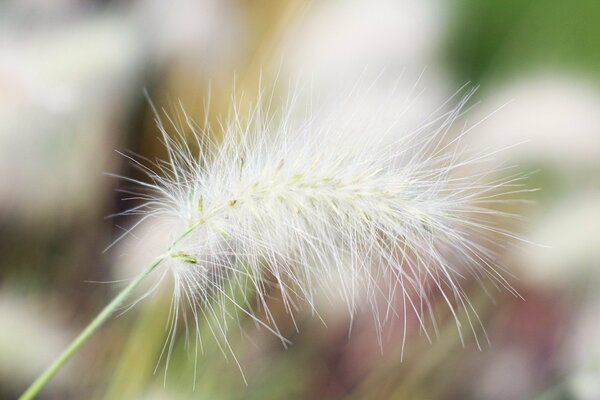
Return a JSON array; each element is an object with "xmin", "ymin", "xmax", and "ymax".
[{"xmin": 1, "ymin": 1, "xmax": 600, "ymax": 399}]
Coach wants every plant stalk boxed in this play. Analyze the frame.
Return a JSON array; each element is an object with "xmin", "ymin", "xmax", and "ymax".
[{"xmin": 19, "ymin": 256, "xmax": 165, "ymax": 400}]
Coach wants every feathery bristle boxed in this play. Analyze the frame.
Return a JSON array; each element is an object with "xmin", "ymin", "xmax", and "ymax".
[{"xmin": 113, "ymin": 81, "xmax": 526, "ymax": 376}]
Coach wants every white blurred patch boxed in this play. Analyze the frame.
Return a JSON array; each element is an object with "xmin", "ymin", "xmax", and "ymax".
[
  {"xmin": 0, "ymin": 291, "xmax": 73, "ymax": 391},
  {"xmin": 278, "ymin": 0, "xmax": 452, "ymax": 149},
  {"xmin": 467, "ymin": 75, "xmax": 600, "ymax": 166},
  {"xmin": 517, "ymin": 192, "xmax": 600, "ymax": 288},
  {"xmin": 0, "ymin": 16, "xmax": 144, "ymax": 222},
  {"xmin": 132, "ymin": 0, "xmax": 245, "ymax": 67},
  {"xmin": 281, "ymin": 0, "xmax": 447, "ymax": 86},
  {"xmin": 475, "ymin": 347, "xmax": 537, "ymax": 400},
  {"xmin": 565, "ymin": 293, "xmax": 600, "ymax": 400}
]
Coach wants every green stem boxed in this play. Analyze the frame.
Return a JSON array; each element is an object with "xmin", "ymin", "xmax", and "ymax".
[{"xmin": 19, "ymin": 255, "xmax": 165, "ymax": 400}]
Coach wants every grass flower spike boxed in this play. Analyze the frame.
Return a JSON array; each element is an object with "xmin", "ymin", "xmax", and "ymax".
[
  {"xmin": 20, "ymin": 81, "xmax": 523, "ymax": 399},
  {"xmin": 121, "ymin": 82, "xmax": 521, "ymax": 355}
]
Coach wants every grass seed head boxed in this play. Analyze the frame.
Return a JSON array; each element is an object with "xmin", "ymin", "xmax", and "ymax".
[{"xmin": 114, "ymin": 81, "xmax": 524, "ymax": 372}]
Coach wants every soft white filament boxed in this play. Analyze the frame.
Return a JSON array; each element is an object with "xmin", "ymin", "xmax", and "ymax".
[{"xmin": 113, "ymin": 82, "xmax": 524, "ymax": 374}]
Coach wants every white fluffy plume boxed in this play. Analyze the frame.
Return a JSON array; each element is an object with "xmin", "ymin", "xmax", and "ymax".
[{"xmin": 113, "ymin": 81, "xmax": 524, "ymax": 371}]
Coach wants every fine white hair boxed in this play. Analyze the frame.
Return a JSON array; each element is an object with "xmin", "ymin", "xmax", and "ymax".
[{"xmin": 112, "ymin": 80, "xmax": 526, "ymax": 376}]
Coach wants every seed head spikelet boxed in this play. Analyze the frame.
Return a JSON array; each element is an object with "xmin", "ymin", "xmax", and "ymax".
[{"xmin": 113, "ymin": 82, "xmax": 524, "ymax": 371}]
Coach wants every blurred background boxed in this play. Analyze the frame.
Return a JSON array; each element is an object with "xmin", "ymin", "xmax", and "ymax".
[{"xmin": 1, "ymin": 0, "xmax": 600, "ymax": 399}]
